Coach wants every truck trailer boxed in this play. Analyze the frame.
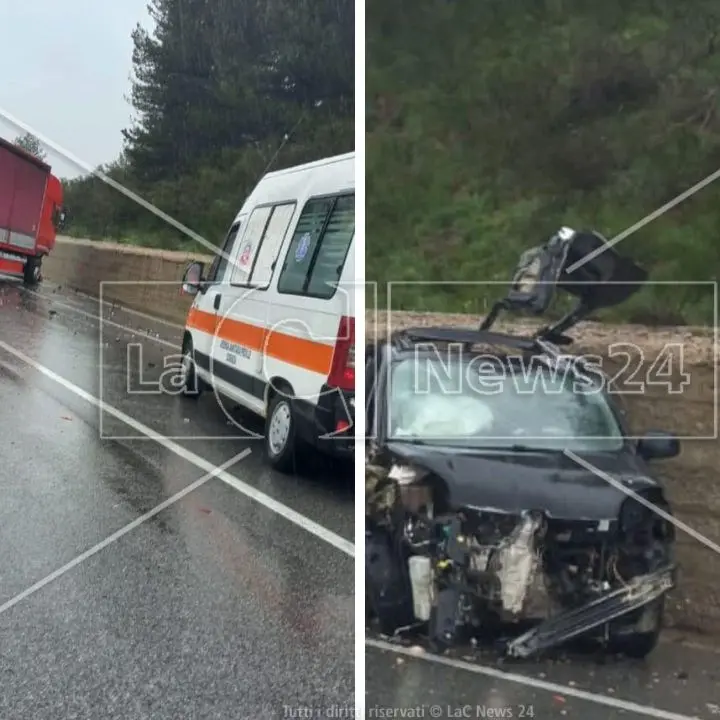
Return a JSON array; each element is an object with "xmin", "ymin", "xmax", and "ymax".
[{"xmin": 0, "ymin": 135, "xmax": 65, "ymax": 285}]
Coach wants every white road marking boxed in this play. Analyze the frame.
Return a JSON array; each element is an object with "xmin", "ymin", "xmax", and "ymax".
[
  {"xmin": 0, "ymin": 338, "xmax": 354, "ymax": 558},
  {"xmin": 0, "ymin": 450, "xmax": 249, "ymax": 616},
  {"xmin": 366, "ymin": 638, "xmax": 701, "ymax": 720}
]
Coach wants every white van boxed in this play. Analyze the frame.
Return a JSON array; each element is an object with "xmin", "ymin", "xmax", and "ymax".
[{"xmin": 179, "ymin": 152, "xmax": 355, "ymax": 472}]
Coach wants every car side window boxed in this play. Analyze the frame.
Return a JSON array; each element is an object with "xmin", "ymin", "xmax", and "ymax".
[
  {"xmin": 277, "ymin": 193, "xmax": 355, "ymax": 299},
  {"xmin": 208, "ymin": 222, "xmax": 242, "ymax": 283}
]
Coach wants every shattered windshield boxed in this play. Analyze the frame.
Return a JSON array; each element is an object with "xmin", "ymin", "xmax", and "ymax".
[{"xmin": 387, "ymin": 354, "xmax": 624, "ymax": 452}]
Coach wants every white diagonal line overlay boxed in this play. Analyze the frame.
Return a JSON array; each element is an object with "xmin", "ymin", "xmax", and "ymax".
[
  {"xmin": 0, "ymin": 105, "xmax": 233, "ymax": 264},
  {"xmin": 564, "ymin": 449, "xmax": 720, "ymax": 555},
  {"xmin": 0, "ymin": 449, "xmax": 250, "ymax": 617},
  {"xmin": 566, "ymin": 165, "xmax": 720, "ymax": 273}
]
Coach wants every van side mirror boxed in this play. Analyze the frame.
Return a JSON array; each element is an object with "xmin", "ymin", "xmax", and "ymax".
[
  {"xmin": 181, "ymin": 261, "xmax": 205, "ymax": 296},
  {"xmin": 637, "ymin": 431, "xmax": 680, "ymax": 460}
]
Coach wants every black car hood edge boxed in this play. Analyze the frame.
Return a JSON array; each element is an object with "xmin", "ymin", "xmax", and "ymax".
[{"xmin": 384, "ymin": 442, "xmax": 659, "ymax": 522}]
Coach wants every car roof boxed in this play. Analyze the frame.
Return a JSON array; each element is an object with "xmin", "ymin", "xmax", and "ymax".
[
  {"xmin": 388, "ymin": 345, "xmax": 582, "ymax": 376},
  {"xmin": 370, "ymin": 328, "xmax": 602, "ymax": 384},
  {"xmin": 373, "ymin": 326, "xmax": 577, "ymax": 363}
]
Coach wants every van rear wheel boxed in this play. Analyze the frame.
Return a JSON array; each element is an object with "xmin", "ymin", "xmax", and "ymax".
[{"xmin": 265, "ymin": 391, "xmax": 302, "ymax": 473}]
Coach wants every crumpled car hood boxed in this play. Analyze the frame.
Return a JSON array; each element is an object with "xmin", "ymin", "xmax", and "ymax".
[{"xmin": 384, "ymin": 442, "xmax": 658, "ymax": 522}]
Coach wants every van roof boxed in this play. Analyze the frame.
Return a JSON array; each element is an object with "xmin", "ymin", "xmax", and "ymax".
[
  {"xmin": 231, "ymin": 150, "xmax": 354, "ymax": 225},
  {"xmin": 262, "ymin": 151, "xmax": 354, "ymax": 180}
]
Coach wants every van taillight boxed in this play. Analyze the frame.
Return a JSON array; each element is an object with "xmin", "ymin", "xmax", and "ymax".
[{"xmin": 328, "ymin": 315, "xmax": 355, "ymax": 391}]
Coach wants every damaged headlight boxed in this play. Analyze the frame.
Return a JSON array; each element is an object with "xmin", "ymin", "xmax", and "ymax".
[{"xmin": 619, "ymin": 497, "xmax": 652, "ymax": 532}]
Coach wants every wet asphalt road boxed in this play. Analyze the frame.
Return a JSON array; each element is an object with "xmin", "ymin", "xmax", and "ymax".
[
  {"xmin": 366, "ymin": 632, "xmax": 720, "ymax": 720},
  {"xmin": 0, "ymin": 279, "xmax": 354, "ymax": 719},
  {"xmin": 3, "ymin": 278, "xmax": 720, "ymax": 720}
]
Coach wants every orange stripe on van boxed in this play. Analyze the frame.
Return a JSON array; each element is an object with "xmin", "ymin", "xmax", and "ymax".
[
  {"xmin": 216, "ymin": 313, "xmax": 266, "ymax": 353},
  {"xmin": 186, "ymin": 307, "xmax": 335, "ymax": 376},
  {"xmin": 186, "ymin": 307, "xmax": 216, "ymax": 335},
  {"xmin": 264, "ymin": 327, "xmax": 334, "ymax": 376}
]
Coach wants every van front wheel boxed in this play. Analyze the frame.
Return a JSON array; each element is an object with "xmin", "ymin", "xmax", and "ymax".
[
  {"xmin": 179, "ymin": 337, "xmax": 202, "ymax": 398},
  {"xmin": 265, "ymin": 391, "xmax": 301, "ymax": 473}
]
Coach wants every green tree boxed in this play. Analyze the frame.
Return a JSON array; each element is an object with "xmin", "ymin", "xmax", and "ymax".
[
  {"xmin": 366, "ymin": 0, "xmax": 720, "ymax": 324},
  {"xmin": 122, "ymin": 0, "xmax": 354, "ymax": 181},
  {"xmin": 62, "ymin": 0, "xmax": 354, "ymax": 252},
  {"xmin": 14, "ymin": 132, "xmax": 46, "ymax": 161}
]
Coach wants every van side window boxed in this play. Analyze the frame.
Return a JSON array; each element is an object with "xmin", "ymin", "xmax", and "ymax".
[
  {"xmin": 208, "ymin": 222, "xmax": 242, "ymax": 283},
  {"xmin": 306, "ymin": 195, "xmax": 354, "ymax": 298},
  {"xmin": 277, "ymin": 193, "xmax": 355, "ymax": 299},
  {"xmin": 231, "ymin": 202, "xmax": 296, "ymax": 288}
]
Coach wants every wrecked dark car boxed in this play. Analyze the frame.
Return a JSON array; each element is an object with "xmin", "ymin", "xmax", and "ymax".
[{"xmin": 365, "ymin": 228, "xmax": 680, "ymax": 659}]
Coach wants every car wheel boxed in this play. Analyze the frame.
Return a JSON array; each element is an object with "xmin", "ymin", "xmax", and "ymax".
[
  {"xmin": 265, "ymin": 390, "xmax": 299, "ymax": 473},
  {"xmin": 609, "ymin": 596, "xmax": 664, "ymax": 659},
  {"xmin": 179, "ymin": 337, "xmax": 202, "ymax": 399},
  {"xmin": 365, "ymin": 529, "xmax": 416, "ymax": 636}
]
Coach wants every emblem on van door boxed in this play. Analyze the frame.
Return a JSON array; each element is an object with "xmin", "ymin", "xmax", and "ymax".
[
  {"xmin": 239, "ymin": 243, "xmax": 253, "ymax": 266},
  {"xmin": 295, "ymin": 233, "xmax": 311, "ymax": 262}
]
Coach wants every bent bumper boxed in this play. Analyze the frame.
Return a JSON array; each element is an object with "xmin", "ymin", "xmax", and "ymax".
[{"xmin": 504, "ymin": 565, "xmax": 675, "ymax": 658}]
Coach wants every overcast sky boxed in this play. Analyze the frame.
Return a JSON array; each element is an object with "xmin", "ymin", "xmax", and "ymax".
[{"xmin": 0, "ymin": 0, "xmax": 152, "ymax": 179}]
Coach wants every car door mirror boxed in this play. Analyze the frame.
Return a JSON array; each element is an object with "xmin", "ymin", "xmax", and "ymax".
[
  {"xmin": 637, "ymin": 431, "xmax": 680, "ymax": 460},
  {"xmin": 181, "ymin": 261, "xmax": 205, "ymax": 296}
]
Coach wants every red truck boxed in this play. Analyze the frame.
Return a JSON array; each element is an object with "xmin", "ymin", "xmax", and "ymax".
[{"xmin": 0, "ymin": 135, "xmax": 65, "ymax": 285}]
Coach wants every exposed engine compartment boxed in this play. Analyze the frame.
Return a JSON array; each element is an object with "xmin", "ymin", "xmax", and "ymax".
[{"xmin": 366, "ymin": 447, "xmax": 676, "ymax": 658}]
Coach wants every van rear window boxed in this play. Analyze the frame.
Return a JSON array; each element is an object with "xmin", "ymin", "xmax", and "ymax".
[{"xmin": 277, "ymin": 193, "xmax": 354, "ymax": 299}]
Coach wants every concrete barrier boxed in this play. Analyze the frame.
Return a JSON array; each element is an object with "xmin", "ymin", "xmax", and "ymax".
[
  {"xmin": 43, "ymin": 236, "xmax": 213, "ymax": 326},
  {"xmin": 44, "ymin": 237, "xmax": 719, "ymax": 635}
]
